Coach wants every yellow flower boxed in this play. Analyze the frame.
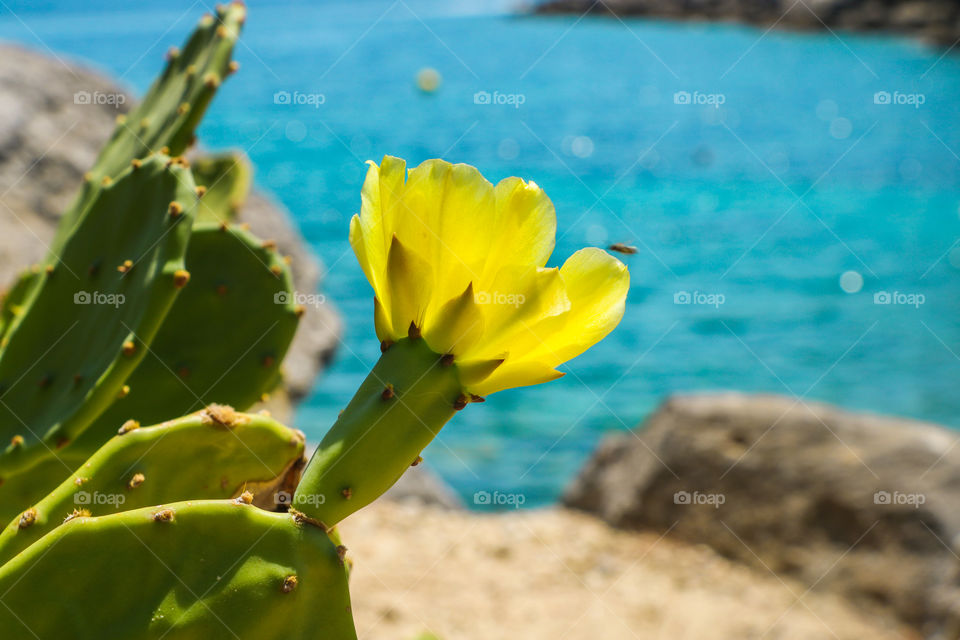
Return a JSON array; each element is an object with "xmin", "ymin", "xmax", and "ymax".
[{"xmin": 350, "ymin": 156, "xmax": 629, "ymax": 397}]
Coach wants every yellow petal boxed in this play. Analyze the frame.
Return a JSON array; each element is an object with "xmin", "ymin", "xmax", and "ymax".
[
  {"xmin": 477, "ymin": 177, "xmax": 556, "ymax": 283},
  {"xmin": 373, "ymin": 155, "xmax": 408, "ymax": 241},
  {"xmin": 397, "ymin": 159, "xmax": 495, "ymax": 321},
  {"xmin": 373, "ymin": 295, "xmax": 392, "ymax": 344},
  {"xmin": 386, "ymin": 234, "xmax": 433, "ymax": 337},
  {"xmin": 467, "ymin": 361, "xmax": 565, "ymax": 397},
  {"xmin": 527, "ymin": 248, "xmax": 629, "ymax": 365},
  {"xmin": 349, "ymin": 213, "xmax": 378, "ymax": 298},
  {"xmin": 460, "ymin": 265, "xmax": 569, "ymax": 361},
  {"xmin": 423, "ymin": 282, "xmax": 484, "ymax": 355},
  {"xmin": 469, "ymin": 248, "xmax": 628, "ymax": 395}
]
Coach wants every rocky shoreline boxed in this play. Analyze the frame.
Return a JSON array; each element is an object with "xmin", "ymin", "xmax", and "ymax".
[{"xmin": 533, "ymin": 0, "xmax": 960, "ymax": 47}]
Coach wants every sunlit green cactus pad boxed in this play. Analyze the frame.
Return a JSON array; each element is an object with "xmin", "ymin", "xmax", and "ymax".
[
  {"xmin": 76, "ymin": 223, "xmax": 301, "ymax": 458},
  {"xmin": 0, "ymin": 154, "xmax": 195, "ymax": 477},
  {"xmin": 0, "ymin": 406, "xmax": 306, "ymax": 565},
  {"xmin": 0, "ymin": 500, "xmax": 356, "ymax": 640}
]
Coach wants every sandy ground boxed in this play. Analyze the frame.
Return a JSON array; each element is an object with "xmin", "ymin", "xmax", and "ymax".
[{"xmin": 338, "ymin": 502, "xmax": 913, "ymax": 640}]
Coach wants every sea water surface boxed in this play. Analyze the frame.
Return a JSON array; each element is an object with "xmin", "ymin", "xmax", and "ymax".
[{"xmin": 1, "ymin": 0, "xmax": 958, "ymax": 507}]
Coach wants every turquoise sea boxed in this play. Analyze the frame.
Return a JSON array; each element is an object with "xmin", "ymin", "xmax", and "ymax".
[{"xmin": 1, "ymin": 0, "xmax": 958, "ymax": 507}]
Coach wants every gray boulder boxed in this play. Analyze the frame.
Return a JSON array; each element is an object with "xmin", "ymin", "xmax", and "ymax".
[
  {"xmin": 564, "ymin": 393, "xmax": 960, "ymax": 636},
  {"xmin": 0, "ymin": 43, "xmax": 341, "ymax": 415}
]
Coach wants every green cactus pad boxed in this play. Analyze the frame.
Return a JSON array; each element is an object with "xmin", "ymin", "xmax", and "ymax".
[
  {"xmin": 0, "ymin": 407, "xmax": 305, "ymax": 565},
  {"xmin": 294, "ymin": 338, "xmax": 462, "ymax": 526},
  {"xmin": 0, "ymin": 154, "xmax": 195, "ymax": 478},
  {"xmin": 50, "ymin": 2, "xmax": 245, "ymax": 253},
  {"xmin": 73, "ymin": 222, "xmax": 300, "ymax": 455},
  {"xmin": 192, "ymin": 151, "xmax": 252, "ymax": 224},
  {"xmin": 0, "ymin": 500, "xmax": 357, "ymax": 639}
]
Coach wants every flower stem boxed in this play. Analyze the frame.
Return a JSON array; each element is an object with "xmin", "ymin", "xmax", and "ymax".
[{"xmin": 293, "ymin": 338, "xmax": 462, "ymax": 526}]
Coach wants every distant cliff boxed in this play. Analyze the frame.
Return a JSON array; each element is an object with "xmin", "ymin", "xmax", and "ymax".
[{"xmin": 534, "ymin": 0, "xmax": 960, "ymax": 46}]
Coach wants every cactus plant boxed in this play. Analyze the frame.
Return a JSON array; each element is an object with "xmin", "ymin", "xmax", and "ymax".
[
  {"xmin": 0, "ymin": 499, "xmax": 356, "ymax": 640},
  {"xmin": 0, "ymin": 153, "xmax": 196, "ymax": 479},
  {"xmin": 0, "ymin": 8, "xmax": 360, "ymax": 637},
  {"xmin": 0, "ymin": 406, "xmax": 306, "ymax": 565}
]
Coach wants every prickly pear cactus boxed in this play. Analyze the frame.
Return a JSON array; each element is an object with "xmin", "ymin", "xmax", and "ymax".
[
  {"xmin": 192, "ymin": 151, "xmax": 252, "ymax": 224},
  {"xmin": 0, "ymin": 406, "xmax": 306, "ymax": 565},
  {"xmin": 50, "ymin": 3, "xmax": 245, "ymax": 252},
  {"xmin": 0, "ymin": 154, "xmax": 195, "ymax": 479},
  {"xmin": 0, "ymin": 500, "xmax": 357, "ymax": 639},
  {"xmin": 0, "ymin": 6, "xmax": 360, "ymax": 639}
]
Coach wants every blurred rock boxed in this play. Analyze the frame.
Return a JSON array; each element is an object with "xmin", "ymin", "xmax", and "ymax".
[
  {"xmin": 0, "ymin": 44, "xmax": 341, "ymax": 418},
  {"xmin": 564, "ymin": 393, "xmax": 960, "ymax": 635},
  {"xmin": 534, "ymin": 0, "xmax": 960, "ymax": 47}
]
